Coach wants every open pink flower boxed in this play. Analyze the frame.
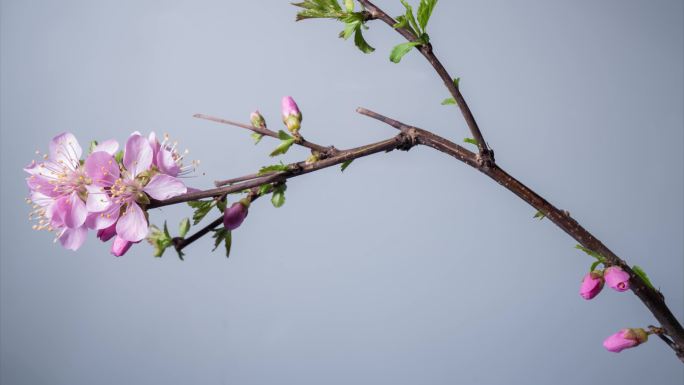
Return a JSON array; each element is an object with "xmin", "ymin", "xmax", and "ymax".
[
  {"xmin": 603, "ymin": 328, "xmax": 648, "ymax": 353},
  {"xmin": 86, "ymin": 133, "xmax": 187, "ymax": 243},
  {"xmin": 24, "ymin": 132, "xmax": 105, "ymax": 250}
]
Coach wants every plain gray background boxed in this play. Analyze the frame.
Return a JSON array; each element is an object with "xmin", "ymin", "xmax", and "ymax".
[{"xmin": 1, "ymin": 0, "xmax": 683, "ymax": 384}]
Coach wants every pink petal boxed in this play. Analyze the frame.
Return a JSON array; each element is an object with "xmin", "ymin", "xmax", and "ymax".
[
  {"xmin": 116, "ymin": 203, "xmax": 148, "ymax": 242},
  {"xmin": 64, "ymin": 191, "xmax": 87, "ymax": 228},
  {"xmin": 123, "ymin": 134, "xmax": 153, "ymax": 177},
  {"xmin": 26, "ymin": 174, "xmax": 59, "ymax": 197},
  {"xmin": 148, "ymin": 131, "xmax": 160, "ymax": 161},
  {"xmin": 143, "ymin": 174, "xmax": 187, "ymax": 200},
  {"xmin": 93, "ymin": 139, "xmax": 119, "ymax": 155},
  {"xmin": 48, "ymin": 196, "xmax": 68, "ymax": 228},
  {"xmin": 97, "ymin": 224, "xmax": 117, "ymax": 242},
  {"xmin": 85, "ymin": 201, "xmax": 120, "ymax": 230},
  {"xmin": 85, "ymin": 184, "xmax": 113, "ymax": 213},
  {"xmin": 85, "ymin": 151, "xmax": 119, "ymax": 186},
  {"xmin": 58, "ymin": 226, "xmax": 88, "ymax": 251},
  {"xmin": 49, "ymin": 132, "xmax": 82, "ymax": 170},
  {"xmin": 111, "ymin": 236, "xmax": 134, "ymax": 257},
  {"xmin": 156, "ymin": 148, "xmax": 180, "ymax": 177}
]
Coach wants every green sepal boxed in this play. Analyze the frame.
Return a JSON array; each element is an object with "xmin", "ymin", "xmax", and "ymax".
[{"xmin": 341, "ymin": 159, "xmax": 353, "ymax": 172}]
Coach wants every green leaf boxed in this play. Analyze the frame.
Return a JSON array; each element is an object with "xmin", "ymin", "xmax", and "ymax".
[
  {"xmin": 400, "ymin": 0, "xmax": 421, "ymax": 35},
  {"xmin": 354, "ymin": 28, "xmax": 375, "ymax": 53},
  {"xmin": 270, "ymin": 139, "xmax": 296, "ymax": 157},
  {"xmin": 293, "ymin": 0, "xmax": 345, "ymax": 21},
  {"xmin": 393, "ymin": 15, "xmax": 409, "ymax": 29},
  {"xmin": 212, "ymin": 228, "xmax": 233, "ymax": 258},
  {"xmin": 453, "ymin": 77, "xmax": 460, "ymax": 87},
  {"xmin": 163, "ymin": 221, "xmax": 171, "ymax": 239},
  {"xmin": 344, "ymin": 0, "xmax": 354, "ymax": 12},
  {"xmin": 216, "ymin": 199, "xmax": 227, "ymax": 212},
  {"xmin": 533, "ymin": 210, "xmax": 546, "ymax": 220},
  {"xmin": 575, "ymin": 244, "xmax": 605, "ymax": 262},
  {"xmin": 271, "ymin": 184, "xmax": 287, "ymax": 208},
  {"xmin": 178, "ymin": 218, "xmax": 190, "ymax": 238},
  {"xmin": 114, "ymin": 150, "xmax": 124, "ymax": 164},
  {"xmin": 340, "ymin": 20, "xmax": 360, "ymax": 40},
  {"xmin": 417, "ymin": 0, "xmax": 438, "ymax": 31},
  {"xmin": 590, "ymin": 260, "xmax": 602, "ymax": 272},
  {"xmin": 147, "ymin": 224, "xmax": 173, "ymax": 258},
  {"xmin": 463, "ymin": 137, "xmax": 478, "ymax": 146},
  {"xmin": 441, "ymin": 97, "xmax": 456, "ymax": 105},
  {"xmin": 187, "ymin": 200, "xmax": 215, "ymax": 225},
  {"xmin": 258, "ymin": 162, "xmax": 290, "ymax": 175},
  {"xmin": 390, "ymin": 41, "xmax": 421, "ymax": 63},
  {"xmin": 340, "ymin": 159, "xmax": 353, "ymax": 172},
  {"xmin": 277, "ymin": 130, "xmax": 292, "ymax": 140},
  {"xmin": 251, "ymin": 133, "xmax": 264, "ymax": 145},
  {"xmin": 258, "ymin": 184, "xmax": 272, "ymax": 196},
  {"xmin": 632, "ymin": 265, "xmax": 655, "ymax": 290}
]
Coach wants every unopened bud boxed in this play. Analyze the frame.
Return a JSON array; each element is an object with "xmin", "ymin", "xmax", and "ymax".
[
  {"xmin": 604, "ymin": 266, "xmax": 630, "ymax": 292},
  {"xmin": 111, "ymin": 235, "xmax": 133, "ymax": 257},
  {"xmin": 603, "ymin": 328, "xmax": 648, "ymax": 353},
  {"xmin": 250, "ymin": 110, "xmax": 266, "ymax": 128},
  {"xmin": 97, "ymin": 224, "xmax": 117, "ymax": 242},
  {"xmin": 223, "ymin": 201, "xmax": 249, "ymax": 231},
  {"xmin": 281, "ymin": 96, "xmax": 302, "ymax": 135},
  {"xmin": 579, "ymin": 270, "xmax": 604, "ymax": 300}
]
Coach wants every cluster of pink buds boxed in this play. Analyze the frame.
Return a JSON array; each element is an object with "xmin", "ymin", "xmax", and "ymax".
[
  {"xmin": 25, "ymin": 131, "xmax": 194, "ymax": 256},
  {"xmin": 579, "ymin": 265, "xmax": 630, "ymax": 300}
]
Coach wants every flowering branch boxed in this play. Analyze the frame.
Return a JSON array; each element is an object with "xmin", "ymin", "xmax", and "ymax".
[{"xmin": 24, "ymin": 0, "xmax": 684, "ymax": 363}]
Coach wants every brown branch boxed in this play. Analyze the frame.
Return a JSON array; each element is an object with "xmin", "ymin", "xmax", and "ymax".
[
  {"xmin": 357, "ymin": 107, "xmax": 684, "ymax": 362},
  {"xmin": 194, "ymin": 113, "xmax": 336, "ymax": 156},
  {"xmin": 357, "ymin": 0, "xmax": 493, "ymax": 164}
]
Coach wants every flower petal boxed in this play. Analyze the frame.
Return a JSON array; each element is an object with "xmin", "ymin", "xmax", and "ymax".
[
  {"xmin": 85, "ymin": 203, "xmax": 120, "ymax": 230},
  {"xmin": 49, "ymin": 132, "xmax": 82, "ymax": 170},
  {"xmin": 85, "ymin": 184, "xmax": 113, "ymax": 213},
  {"xmin": 143, "ymin": 174, "xmax": 187, "ymax": 200},
  {"xmin": 93, "ymin": 139, "xmax": 119, "ymax": 155},
  {"xmin": 111, "ymin": 236, "xmax": 134, "ymax": 257},
  {"xmin": 156, "ymin": 148, "xmax": 180, "ymax": 177},
  {"xmin": 64, "ymin": 191, "xmax": 87, "ymax": 228},
  {"xmin": 85, "ymin": 151, "xmax": 119, "ymax": 186},
  {"xmin": 58, "ymin": 226, "xmax": 88, "ymax": 251},
  {"xmin": 123, "ymin": 134, "xmax": 153, "ymax": 177},
  {"xmin": 116, "ymin": 203, "xmax": 148, "ymax": 242}
]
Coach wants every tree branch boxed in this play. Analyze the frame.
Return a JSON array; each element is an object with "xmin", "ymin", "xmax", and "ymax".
[{"xmin": 357, "ymin": 0, "xmax": 493, "ymax": 164}]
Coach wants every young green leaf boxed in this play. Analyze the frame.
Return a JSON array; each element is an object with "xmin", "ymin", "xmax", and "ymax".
[
  {"xmin": 417, "ymin": 0, "xmax": 438, "ymax": 31},
  {"xmin": 187, "ymin": 200, "xmax": 215, "ymax": 225},
  {"xmin": 344, "ymin": 0, "xmax": 354, "ymax": 12},
  {"xmin": 270, "ymin": 139, "xmax": 296, "ymax": 157},
  {"xmin": 271, "ymin": 184, "xmax": 287, "ymax": 208},
  {"xmin": 533, "ymin": 210, "xmax": 546, "ymax": 220},
  {"xmin": 453, "ymin": 77, "xmax": 460, "ymax": 87},
  {"xmin": 258, "ymin": 184, "xmax": 272, "ymax": 196},
  {"xmin": 441, "ymin": 97, "xmax": 456, "ymax": 105},
  {"xmin": 354, "ymin": 28, "xmax": 375, "ymax": 53},
  {"xmin": 114, "ymin": 150, "xmax": 124, "ymax": 164},
  {"xmin": 632, "ymin": 265, "xmax": 655, "ymax": 290},
  {"xmin": 390, "ymin": 41, "xmax": 421, "ymax": 63},
  {"xmin": 293, "ymin": 0, "xmax": 345, "ymax": 21},
  {"xmin": 178, "ymin": 218, "xmax": 190, "ymax": 238},
  {"xmin": 340, "ymin": 20, "xmax": 360, "ymax": 40},
  {"xmin": 340, "ymin": 159, "xmax": 353, "ymax": 172},
  {"xmin": 277, "ymin": 130, "xmax": 293, "ymax": 140},
  {"xmin": 589, "ymin": 260, "xmax": 602, "ymax": 272},
  {"xmin": 463, "ymin": 137, "xmax": 478, "ymax": 146},
  {"xmin": 251, "ymin": 133, "xmax": 264, "ymax": 145},
  {"xmin": 211, "ymin": 228, "xmax": 233, "ymax": 258},
  {"xmin": 258, "ymin": 162, "xmax": 290, "ymax": 175},
  {"xmin": 575, "ymin": 244, "xmax": 605, "ymax": 262},
  {"xmin": 400, "ymin": 0, "xmax": 421, "ymax": 35}
]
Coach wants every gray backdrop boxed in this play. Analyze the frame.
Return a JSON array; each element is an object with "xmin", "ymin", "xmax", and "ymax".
[{"xmin": 1, "ymin": 1, "xmax": 683, "ymax": 384}]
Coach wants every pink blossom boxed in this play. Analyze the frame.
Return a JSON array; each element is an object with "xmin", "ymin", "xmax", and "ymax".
[
  {"xmin": 580, "ymin": 271, "xmax": 604, "ymax": 300},
  {"xmin": 86, "ymin": 133, "xmax": 187, "ymax": 243},
  {"xmin": 604, "ymin": 266, "xmax": 630, "ymax": 292},
  {"xmin": 97, "ymin": 224, "xmax": 117, "ymax": 242},
  {"xmin": 603, "ymin": 328, "xmax": 648, "ymax": 353},
  {"xmin": 223, "ymin": 201, "xmax": 249, "ymax": 231},
  {"xmin": 147, "ymin": 131, "xmax": 196, "ymax": 177},
  {"xmin": 24, "ymin": 133, "xmax": 103, "ymax": 250}
]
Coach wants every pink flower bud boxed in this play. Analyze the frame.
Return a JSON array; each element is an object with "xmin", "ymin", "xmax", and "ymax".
[
  {"xmin": 97, "ymin": 224, "xmax": 117, "ymax": 242},
  {"xmin": 604, "ymin": 266, "xmax": 630, "ymax": 292},
  {"xmin": 223, "ymin": 201, "xmax": 249, "ymax": 231},
  {"xmin": 580, "ymin": 270, "xmax": 604, "ymax": 300},
  {"xmin": 603, "ymin": 328, "xmax": 648, "ymax": 353},
  {"xmin": 250, "ymin": 110, "xmax": 266, "ymax": 128},
  {"xmin": 281, "ymin": 96, "xmax": 302, "ymax": 134},
  {"xmin": 111, "ymin": 235, "xmax": 133, "ymax": 257}
]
